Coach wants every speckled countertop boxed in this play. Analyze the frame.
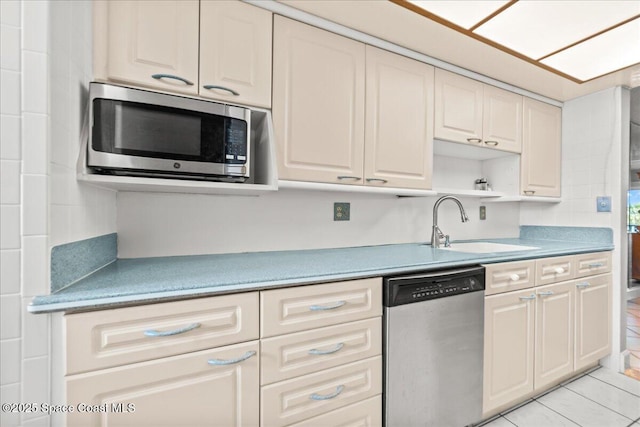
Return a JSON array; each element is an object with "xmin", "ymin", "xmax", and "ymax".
[{"xmin": 29, "ymin": 227, "xmax": 614, "ymax": 313}]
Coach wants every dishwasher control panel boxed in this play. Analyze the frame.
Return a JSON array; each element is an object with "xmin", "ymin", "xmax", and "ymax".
[{"xmin": 383, "ymin": 266, "xmax": 485, "ymax": 307}]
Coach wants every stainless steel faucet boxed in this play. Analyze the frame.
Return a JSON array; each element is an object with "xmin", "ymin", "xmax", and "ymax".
[{"xmin": 431, "ymin": 196, "xmax": 469, "ymax": 248}]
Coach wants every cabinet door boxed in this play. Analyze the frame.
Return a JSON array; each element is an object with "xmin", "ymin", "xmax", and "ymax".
[
  {"xmin": 273, "ymin": 16, "xmax": 365, "ymax": 184},
  {"xmin": 535, "ymin": 282, "xmax": 574, "ymax": 390},
  {"xmin": 521, "ymin": 98, "xmax": 561, "ymax": 197},
  {"xmin": 434, "ymin": 69, "xmax": 483, "ymax": 145},
  {"xmin": 199, "ymin": 1, "xmax": 272, "ymax": 108},
  {"xmin": 66, "ymin": 341, "xmax": 259, "ymax": 427},
  {"xmin": 483, "ymin": 289, "xmax": 536, "ymax": 414},
  {"xmin": 364, "ymin": 46, "xmax": 434, "ymax": 189},
  {"xmin": 483, "ymin": 85, "xmax": 523, "ymax": 153},
  {"xmin": 104, "ymin": 1, "xmax": 199, "ymax": 95},
  {"xmin": 575, "ymin": 274, "xmax": 612, "ymax": 370}
]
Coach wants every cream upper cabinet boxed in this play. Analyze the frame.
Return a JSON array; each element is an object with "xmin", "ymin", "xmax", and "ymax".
[
  {"xmin": 521, "ymin": 97, "xmax": 562, "ymax": 197},
  {"xmin": 364, "ymin": 46, "xmax": 434, "ymax": 189},
  {"xmin": 575, "ymin": 274, "xmax": 612, "ymax": 370},
  {"xmin": 95, "ymin": 0, "xmax": 272, "ymax": 107},
  {"xmin": 199, "ymin": 1, "xmax": 272, "ymax": 108},
  {"xmin": 273, "ymin": 16, "xmax": 366, "ymax": 184},
  {"xmin": 99, "ymin": 0, "xmax": 200, "ymax": 95},
  {"xmin": 483, "ymin": 289, "xmax": 536, "ymax": 414},
  {"xmin": 534, "ymin": 281, "xmax": 574, "ymax": 391},
  {"xmin": 435, "ymin": 69, "xmax": 522, "ymax": 153}
]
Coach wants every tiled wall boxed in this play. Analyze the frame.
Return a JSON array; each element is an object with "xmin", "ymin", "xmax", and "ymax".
[
  {"xmin": 0, "ymin": 2, "xmax": 116, "ymax": 426},
  {"xmin": 520, "ymin": 86, "xmax": 627, "ymax": 371}
]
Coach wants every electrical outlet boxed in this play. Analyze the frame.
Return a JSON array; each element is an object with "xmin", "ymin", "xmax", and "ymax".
[
  {"xmin": 596, "ymin": 196, "xmax": 611, "ymax": 212},
  {"xmin": 479, "ymin": 206, "xmax": 486, "ymax": 220},
  {"xmin": 334, "ymin": 202, "xmax": 350, "ymax": 221}
]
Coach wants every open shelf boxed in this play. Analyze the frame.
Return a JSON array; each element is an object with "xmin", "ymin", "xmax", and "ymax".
[
  {"xmin": 433, "ymin": 188, "xmax": 506, "ymax": 198},
  {"xmin": 278, "ymin": 180, "xmax": 437, "ymax": 197},
  {"xmin": 481, "ymin": 195, "xmax": 562, "ymax": 203}
]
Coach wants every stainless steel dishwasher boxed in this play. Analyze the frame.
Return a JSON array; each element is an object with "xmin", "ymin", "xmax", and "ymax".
[{"xmin": 383, "ymin": 266, "xmax": 485, "ymax": 427}]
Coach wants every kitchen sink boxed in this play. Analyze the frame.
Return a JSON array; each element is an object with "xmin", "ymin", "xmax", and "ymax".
[{"xmin": 439, "ymin": 242, "xmax": 539, "ymax": 253}]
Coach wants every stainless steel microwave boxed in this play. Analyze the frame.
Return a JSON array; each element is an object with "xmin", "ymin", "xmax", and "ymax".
[{"xmin": 87, "ymin": 82, "xmax": 250, "ymax": 182}]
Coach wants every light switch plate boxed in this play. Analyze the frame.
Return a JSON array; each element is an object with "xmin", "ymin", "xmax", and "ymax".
[{"xmin": 596, "ymin": 196, "xmax": 611, "ymax": 212}]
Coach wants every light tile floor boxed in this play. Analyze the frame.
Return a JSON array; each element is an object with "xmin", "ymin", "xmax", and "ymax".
[{"xmin": 482, "ymin": 367, "xmax": 640, "ymax": 427}]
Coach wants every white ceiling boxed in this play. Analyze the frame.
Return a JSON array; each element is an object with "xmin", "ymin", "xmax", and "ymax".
[{"xmin": 280, "ymin": 0, "xmax": 640, "ymax": 102}]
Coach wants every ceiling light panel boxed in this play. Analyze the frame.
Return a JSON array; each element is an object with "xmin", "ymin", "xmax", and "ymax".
[
  {"xmin": 541, "ymin": 17, "xmax": 640, "ymax": 82},
  {"xmin": 407, "ymin": 0, "xmax": 510, "ymax": 29},
  {"xmin": 474, "ymin": 1, "xmax": 640, "ymax": 60}
]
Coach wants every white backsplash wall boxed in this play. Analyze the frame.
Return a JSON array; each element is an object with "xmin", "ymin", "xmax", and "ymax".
[
  {"xmin": 117, "ymin": 190, "xmax": 520, "ymax": 258},
  {"xmin": 520, "ymin": 86, "xmax": 627, "ymax": 372}
]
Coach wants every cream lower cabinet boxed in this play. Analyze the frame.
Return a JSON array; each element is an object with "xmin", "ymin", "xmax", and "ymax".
[
  {"xmin": 483, "ymin": 253, "xmax": 612, "ymax": 416},
  {"xmin": 260, "ymin": 278, "xmax": 383, "ymax": 427},
  {"xmin": 273, "ymin": 17, "xmax": 434, "ymax": 190},
  {"xmin": 66, "ymin": 341, "xmax": 259, "ymax": 427},
  {"xmin": 64, "ymin": 293, "xmax": 260, "ymax": 427}
]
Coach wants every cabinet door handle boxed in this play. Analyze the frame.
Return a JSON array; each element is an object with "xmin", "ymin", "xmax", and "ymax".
[
  {"xmin": 484, "ymin": 140, "xmax": 499, "ymax": 146},
  {"xmin": 576, "ymin": 282, "xmax": 590, "ymax": 289},
  {"xmin": 337, "ymin": 176, "xmax": 361, "ymax": 181},
  {"xmin": 588, "ymin": 262, "xmax": 604, "ymax": 268},
  {"xmin": 523, "ymin": 190, "xmax": 536, "ymax": 195},
  {"xmin": 519, "ymin": 294, "xmax": 536, "ymax": 301},
  {"xmin": 308, "ymin": 342, "xmax": 344, "ymax": 356},
  {"xmin": 467, "ymin": 137, "xmax": 482, "ymax": 144},
  {"xmin": 554, "ymin": 267, "xmax": 566, "ymax": 274},
  {"xmin": 202, "ymin": 84, "xmax": 240, "ymax": 96},
  {"xmin": 310, "ymin": 385, "xmax": 345, "ymax": 401},
  {"xmin": 537, "ymin": 291, "xmax": 554, "ymax": 296},
  {"xmin": 144, "ymin": 322, "xmax": 200, "ymax": 337},
  {"xmin": 509, "ymin": 273, "xmax": 521, "ymax": 281},
  {"xmin": 151, "ymin": 74, "xmax": 194, "ymax": 86},
  {"xmin": 309, "ymin": 301, "xmax": 346, "ymax": 311},
  {"xmin": 208, "ymin": 350, "xmax": 256, "ymax": 366},
  {"xmin": 365, "ymin": 178, "xmax": 388, "ymax": 184}
]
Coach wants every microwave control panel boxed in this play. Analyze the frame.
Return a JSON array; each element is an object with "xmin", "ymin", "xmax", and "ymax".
[{"xmin": 224, "ymin": 120, "xmax": 248, "ymax": 164}]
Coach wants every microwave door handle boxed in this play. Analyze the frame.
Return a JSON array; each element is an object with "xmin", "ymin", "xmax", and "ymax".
[{"xmin": 202, "ymin": 85, "xmax": 240, "ymax": 96}]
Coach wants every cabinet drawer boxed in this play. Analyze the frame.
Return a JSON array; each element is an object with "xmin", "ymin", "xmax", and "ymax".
[
  {"xmin": 288, "ymin": 395, "xmax": 382, "ymax": 427},
  {"xmin": 261, "ymin": 356, "xmax": 382, "ymax": 427},
  {"xmin": 260, "ymin": 278, "xmax": 382, "ymax": 338},
  {"xmin": 573, "ymin": 252, "xmax": 611, "ymax": 278},
  {"xmin": 535, "ymin": 255, "xmax": 574, "ymax": 286},
  {"xmin": 261, "ymin": 318, "xmax": 381, "ymax": 385},
  {"xmin": 67, "ymin": 340, "xmax": 259, "ymax": 427},
  {"xmin": 484, "ymin": 260, "xmax": 535, "ymax": 296},
  {"xmin": 65, "ymin": 292, "xmax": 259, "ymax": 374}
]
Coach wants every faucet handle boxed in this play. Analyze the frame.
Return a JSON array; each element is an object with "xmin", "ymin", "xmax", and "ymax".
[{"xmin": 444, "ymin": 235, "xmax": 450, "ymax": 247}]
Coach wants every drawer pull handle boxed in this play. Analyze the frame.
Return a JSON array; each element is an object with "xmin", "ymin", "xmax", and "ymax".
[
  {"xmin": 509, "ymin": 274, "xmax": 521, "ymax": 281},
  {"xmin": 310, "ymin": 301, "xmax": 346, "ymax": 311},
  {"xmin": 202, "ymin": 84, "xmax": 240, "ymax": 96},
  {"xmin": 588, "ymin": 262, "xmax": 604, "ymax": 268},
  {"xmin": 576, "ymin": 282, "xmax": 590, "ymax": 289},
  {"xmin": 144, "ymin": 323, "xmax": 201, "ymax": 337},
  {"xmin": 365, "ymin": 178, "xmax": 388, "ymax": 184},
  {"xmin": 151, "ymin": 74, "xmax": 194, "ymax": 86},
  {"xmin": 537, "ymin": 291, "xmax": 554, "ymax": 296},
  {"xmin": 208, "ymin": 351, "xmax": 256, "ymax": 366},
  {"xmin": 554, "ymin": 267, "xmax": 566, "ymax": 274},
  {"xmin": 308, "ymin": 343, "xmax": 344, "ymax": 356},
  {"xmin": 310, "ymin": 385, "xmax": 345, "ymax": 401},
  {"xmin": 467, "ymin": 137, "xmax": 482, "ymax": 144},
  {"xmin": 519, "ymin": 294, "xmax": 536, "ymax": 301}
]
